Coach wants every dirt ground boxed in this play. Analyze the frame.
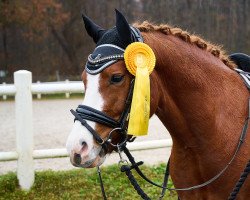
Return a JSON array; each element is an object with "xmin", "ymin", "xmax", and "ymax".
[{"xmin": 0, "ymin": 99, "xmax": 171, "ymax": 174}]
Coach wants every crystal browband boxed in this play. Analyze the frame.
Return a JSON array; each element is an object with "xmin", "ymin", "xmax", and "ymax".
[
  {"xmin": 85, "ymin": 44, "xmax": 125, "ymax": 75},
  {"xmin": 87, "ymin": 54, "xmax": 124, "ymax": 65},
  {"xmin": 85, "ymin": 26, "xmax": 143, "ymax": 75}
]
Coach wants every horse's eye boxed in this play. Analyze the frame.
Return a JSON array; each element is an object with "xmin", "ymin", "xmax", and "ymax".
[{"xmin": 110, "ymin": 74, "xmax": 124, "ymax": 84}]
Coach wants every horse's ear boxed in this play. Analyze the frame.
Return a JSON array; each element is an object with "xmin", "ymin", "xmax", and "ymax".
[
  {"xmin": 82, "ymin": 14, "xmax": 106, "ymax": 43},
  {"xmin": 115, "ymin": 9, "xmax": 132, "ymax": 47}
]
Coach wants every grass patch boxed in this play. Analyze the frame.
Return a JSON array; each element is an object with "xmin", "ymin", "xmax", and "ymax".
[{"xmin": 0, "ymin": 164, "xmax": 177, "ymax": 200}]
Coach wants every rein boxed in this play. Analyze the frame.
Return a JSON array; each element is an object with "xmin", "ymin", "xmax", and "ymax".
[
  {"xmin": 119, "ymin": 97, "xmax": 250, "ymax": 195},
  {"xmin": 70, "ymin": 95, "xmax": 250, "ymax": 200},
  {"xmin": 93, "ymin": 96, "xmax": 250, "ymax": 200},
  {"xmin": 70, "ymin": 66, "xmax": 250, "ymax": 200},
  {"xmin": 70, "ymin": 68, "xmax": 250, "ymax": 200}
]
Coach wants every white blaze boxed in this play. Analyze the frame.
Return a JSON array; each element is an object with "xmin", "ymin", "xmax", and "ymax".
[{"xmin": 66, "ymin": 74, "xmax": 104, "ymax": 157}]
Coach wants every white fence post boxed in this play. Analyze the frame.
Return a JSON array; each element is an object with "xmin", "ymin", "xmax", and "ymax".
[
  {"xmin": 65, "ymin": 79, "xmax": 70, "ymax": 98},
  {"xmin": 14, "ymin": 70, "xmax": 34, "ymax": 190},
  {"xmin": 3, "ymin": 82, "xmax": 7, "ymax": 100},
  {"xmin": 36, "ymin": 81, "xmax": 41, "ymax": 99}
]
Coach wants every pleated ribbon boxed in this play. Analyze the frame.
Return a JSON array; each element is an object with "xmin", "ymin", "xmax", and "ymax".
[{"xmin": 124, "ymin": 42, "xmax": 156, "ymax": 136}]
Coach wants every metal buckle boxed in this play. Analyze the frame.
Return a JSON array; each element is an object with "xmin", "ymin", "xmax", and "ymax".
[{"xmin": 117, "ymin": 145, "xmax": 128, "ymax": 166}]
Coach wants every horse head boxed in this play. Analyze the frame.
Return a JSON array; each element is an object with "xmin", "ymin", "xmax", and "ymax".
[{"xmin": 66, "ymin": 10, "xmax": 150, "ymax": 168}]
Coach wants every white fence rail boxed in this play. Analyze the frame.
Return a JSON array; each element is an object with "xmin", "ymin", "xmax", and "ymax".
[
  {"xmin": 0, "ymin": 139, "xmax": 173, "ymax": 162},
  {"xmin": 0, "ymin": 70, "xmax": 172, "ymax": 190},
  {"xmin": 1, "ymin": 79, "xmax": 84, "ymax": 100}
]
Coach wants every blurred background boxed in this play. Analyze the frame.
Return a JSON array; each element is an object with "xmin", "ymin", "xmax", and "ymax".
[{"xmin": 0, "ymin": 0, "xmax": 250, "ymax": 83}]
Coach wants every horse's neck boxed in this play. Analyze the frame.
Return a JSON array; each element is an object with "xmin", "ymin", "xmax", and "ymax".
[
  {"xmin": 151, "ymin": 35, "xmax": 248, "ymax": 156},
  {"xmin": 146, "ymin": 31, "xmax": 250, "ymax": 199}
]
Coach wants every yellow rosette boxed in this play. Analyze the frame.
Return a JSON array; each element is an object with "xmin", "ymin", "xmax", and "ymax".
[{"xmin": 124, "ymin": 42, "xmax": 156, "ymax": 136}]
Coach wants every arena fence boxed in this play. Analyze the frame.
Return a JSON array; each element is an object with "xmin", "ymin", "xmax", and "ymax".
[{"xmin": 0, "ymin": 70, "xmax": 172, "ymax": 190}]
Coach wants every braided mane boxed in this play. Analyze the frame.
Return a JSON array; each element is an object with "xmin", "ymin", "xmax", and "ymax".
[{"xmin": 135, "ymin": 21, "xmax": 236, "ymax": 69}]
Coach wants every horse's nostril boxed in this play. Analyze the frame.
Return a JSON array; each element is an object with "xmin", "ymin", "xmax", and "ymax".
[
  {"xmin": 74, "ymin": 153, "xmax": 82, "ymax": 165},
  {"xmin": 79, "ymin": 139, "xmax": 87, "ymax": 146},
  {"xmin": 79, "ymin": 140, "xmax": 88, "ymax": 153},
  {"xmin": 82, "ymin": 141, "xmax": 87, "ymax": 147}
]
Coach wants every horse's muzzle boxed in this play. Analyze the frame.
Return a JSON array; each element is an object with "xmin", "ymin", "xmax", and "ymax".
[{"xmin": 70, "ymin": 147, "xmax": 106, "ymax": 168}]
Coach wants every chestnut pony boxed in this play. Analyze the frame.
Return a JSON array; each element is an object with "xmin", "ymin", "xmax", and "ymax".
[{"xmin": 66, "ymin": 11, "xmax": 250, "ymax": 199}]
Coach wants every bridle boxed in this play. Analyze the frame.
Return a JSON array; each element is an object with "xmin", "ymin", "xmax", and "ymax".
[
  {"xmin": 70, "ymin": 26, "xmax": 143, "ymax": 152},
  {"xmin": 70, "ymin": 26, "xmax": 250, "ymax": 200},
  {"xmin": 70, "ymin": 79, "xmax": 134, "ymax": 152}
]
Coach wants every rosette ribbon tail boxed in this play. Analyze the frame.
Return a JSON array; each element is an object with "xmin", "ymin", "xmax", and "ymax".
[{"xmin": 124, "ymin": 42, "xmax": 156, "ymax": 136}]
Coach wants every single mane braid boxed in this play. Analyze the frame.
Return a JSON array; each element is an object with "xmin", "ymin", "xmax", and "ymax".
[{"xmin": 135, "ymin": 21, "xmax": 236, "ymax": 69}]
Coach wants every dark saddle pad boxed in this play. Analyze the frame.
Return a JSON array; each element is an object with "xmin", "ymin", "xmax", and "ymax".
[
  {"xmin": 229, "ymin": 53, "xmax": 250, "ymax": 72},
  {"xmin": 231, "ymin": 53, "xmax": 250, "ymax": 90}
]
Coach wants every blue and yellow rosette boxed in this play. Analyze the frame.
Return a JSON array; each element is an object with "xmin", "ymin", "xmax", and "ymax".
[{"xmin": 124, "ymin": 42, "xmax": 156, "ymax": 136}]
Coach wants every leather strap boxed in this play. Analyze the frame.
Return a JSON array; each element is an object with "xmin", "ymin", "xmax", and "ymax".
[
  {"xmin": 76, "ymin": 105, "xmax": 120, "ymax": 128},
  {"xmin": 70, "ymin": 109, "xmax": 105, "ymax": 145},
  {"xmin": 159, "ymin": 158, "xmax": 170, "ymax": 200},
  {"xmin": 119, "ymin": 79, "xmax": 134, "ymax": 130},
  {"xmin": 97, "ymin": 166, "xmax": 107, "ymax": 200}
]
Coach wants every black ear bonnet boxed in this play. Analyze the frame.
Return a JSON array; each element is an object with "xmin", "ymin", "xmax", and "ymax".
[
  {"xmin": 86, "ymin": 27, "xmax": 143, "ymax": 75},
  {"xmin": 83, "ymin": 10, "xmax": 143, "ymax": 75}
]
